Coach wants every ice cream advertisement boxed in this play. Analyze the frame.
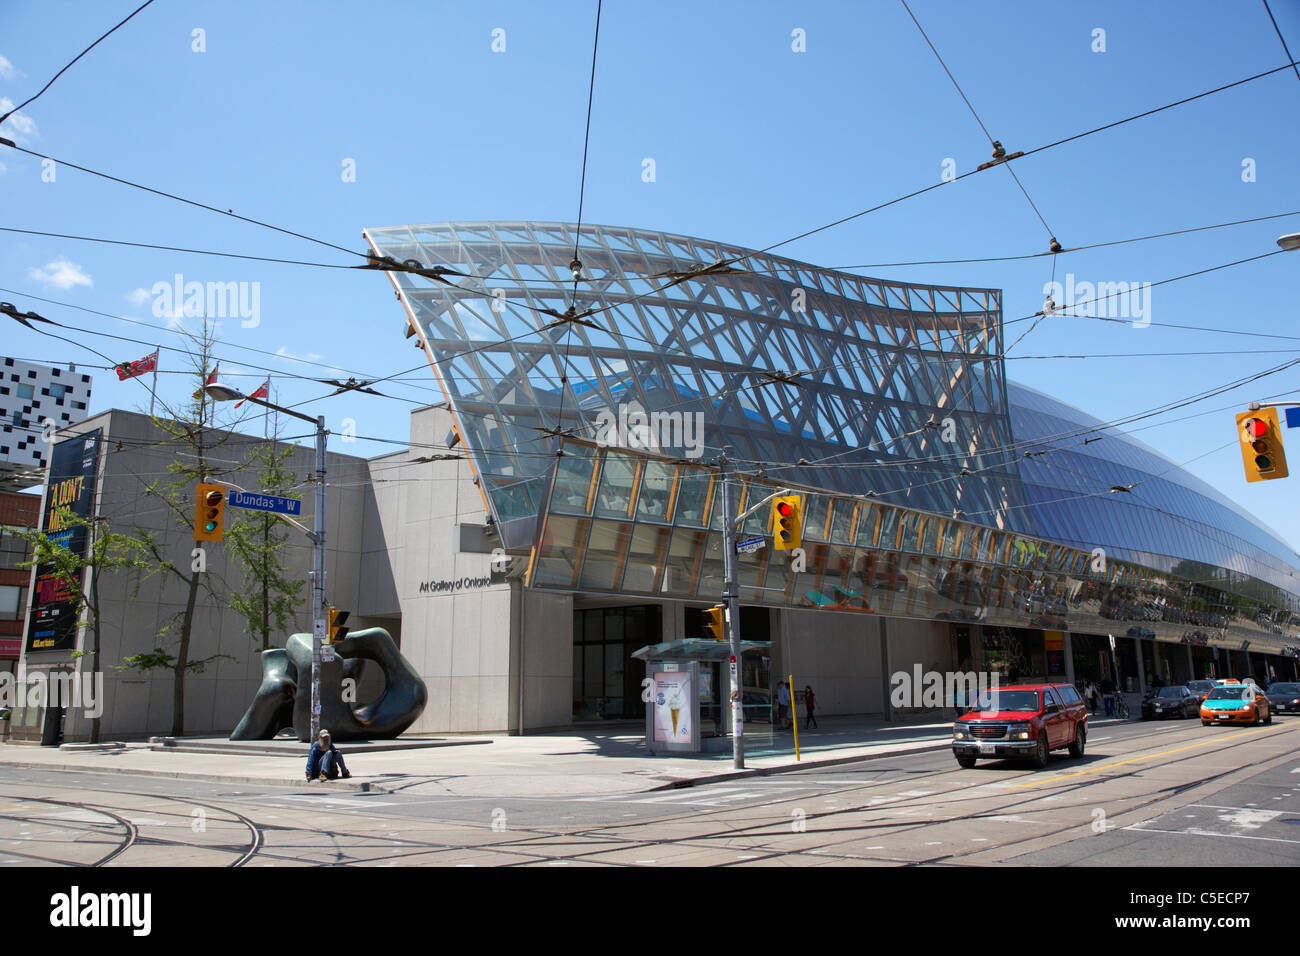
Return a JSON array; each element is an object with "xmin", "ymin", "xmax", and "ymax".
[{"xmin": 653, "ymin": 671, "xmax": 694, "ymax": 744}]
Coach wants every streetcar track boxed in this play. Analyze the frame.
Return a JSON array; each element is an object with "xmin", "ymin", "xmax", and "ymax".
[
  {"xmin": 0, "ymin": 720, "xmax": 1293, "ymax": 867},
  {"xmin": 0, "ymin": 786, "xmax": 264, "ymax": 867}
]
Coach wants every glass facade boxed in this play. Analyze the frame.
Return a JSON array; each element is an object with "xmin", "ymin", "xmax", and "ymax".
[
  {"xmin": 365, "ymin": 221, "xmax": 1029, "ymax": 547},
  {"xmin": 1008, "ymin": 382, "xmax": 1300, "ymax": 611},
  {"xmin": 530, "ymin": 437, "xmax": 1298, "ymax": 653},
  {"xmin": 368, "ymin": 221, "xmax": 1300, "ymax": 661}
]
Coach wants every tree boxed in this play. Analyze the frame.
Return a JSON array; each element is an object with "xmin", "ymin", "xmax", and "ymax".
[
  {"xmin": 225, "ymin": 412, "xmax": 305, "ymax": 651},
  {"xmin": 15, "ymin": 508, "xmax": 150, "ymax": 743},
  {"xmin": 124, "ymin": 321, "xmax": 241, "ymax": 736}
]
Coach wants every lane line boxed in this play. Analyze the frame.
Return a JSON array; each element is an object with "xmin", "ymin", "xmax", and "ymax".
[
  {"xmin": 1007, "ymin": 725, "xmax": 1294, "ymax": 790},
  {"xmin": 1124, "ymin": 824, "xmax": 1300, "ymax": 846}
]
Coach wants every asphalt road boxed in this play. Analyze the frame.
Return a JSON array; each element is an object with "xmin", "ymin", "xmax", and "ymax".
[{"xmin": 1, "ymin": 716, "xmax": 1297, "ymax": 866}]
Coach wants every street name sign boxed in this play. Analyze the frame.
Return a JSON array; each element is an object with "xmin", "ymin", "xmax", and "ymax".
[{"xmin": 227, "ymin": 491, "xmax": 303, "ymax": 516}]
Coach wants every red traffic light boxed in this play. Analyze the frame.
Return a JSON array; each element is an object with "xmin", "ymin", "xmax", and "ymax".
[
  {"xmin": 776, "ymin": 501, "xmax": 793, "ymax": 517},
  {"xmin": 1242, "ymin": 418, "xmax": 1268, "ymax": 439}
]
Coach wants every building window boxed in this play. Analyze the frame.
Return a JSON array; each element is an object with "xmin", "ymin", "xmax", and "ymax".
[
  {"xmin": 0, "ymin": 584, "xmax": 27, "ymax": 621},
  {"xmin": 0, "ymin": 528, "xmax": 31, "ymax": 569},
  {"xmin": 16, "ymin": 383, "xmax": 33, "ymax": 400}
]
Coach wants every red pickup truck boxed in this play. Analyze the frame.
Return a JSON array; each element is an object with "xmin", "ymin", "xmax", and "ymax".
[{"xmin": 952, "ymin": 683, "xmax": 1088, "ymax": 769}]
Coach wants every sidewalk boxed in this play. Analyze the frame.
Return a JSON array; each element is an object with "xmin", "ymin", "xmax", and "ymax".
[{"xmin": 0, "ymin": 712, "xmax": 1133, "ymax": 798}]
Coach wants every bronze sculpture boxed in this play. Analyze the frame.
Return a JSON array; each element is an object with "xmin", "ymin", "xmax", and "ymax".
[{"xmin": 231, "ymin": 627, "xmax": 427, "ymax": 741}]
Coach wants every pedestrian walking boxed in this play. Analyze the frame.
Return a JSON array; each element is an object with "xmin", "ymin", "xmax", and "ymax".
[
  {"xmin": 1085, "ymin": 681, "xmax": 1098, "ymax": 715},
  {"xmin": 305, "ymin": 729, "xmax": 351, "ymax": 782},
  {"xmin": 776, "ymin": 682, "xmax": 791, "ymax": 730},
  {"xmin": 803, "ymin": 685, "xmax": 818, "ymax": 729}
]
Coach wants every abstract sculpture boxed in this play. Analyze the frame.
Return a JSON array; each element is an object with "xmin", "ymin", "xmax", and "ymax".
[{"xmin": 230, "ymin": 627, "xmax": 427, "ymax": 741}]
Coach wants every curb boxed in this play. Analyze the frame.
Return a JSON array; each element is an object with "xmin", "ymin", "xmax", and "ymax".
[
  {"xmin": 0, "ymin": 760, "xmax": 374, "ymax": 793},
  {"xmin": 643, "ymin": 739, "xmax": 953, "ymax": 790},
  {"xmin": 0, "ymin": 737, "xmax": 956, "ymax": 797}
]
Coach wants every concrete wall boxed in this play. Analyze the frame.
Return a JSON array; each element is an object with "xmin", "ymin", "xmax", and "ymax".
[
  {"xmin": 16, "ymin": 409, "xmax": 370, "ymax": 741},
  {"xmin": 771, "ymin": 609, "xmax": 955, "ymax": 718},
  {"xmin": 520, "ymin": 588, "xmax": 574, "ymax": 730},
  {"xmin": 365, "ymin": 404, "xmax": 525, "ymax": 734},
  {"xmin": 775, "ymin": 608, "xmax": 885, "ymax": 716}
]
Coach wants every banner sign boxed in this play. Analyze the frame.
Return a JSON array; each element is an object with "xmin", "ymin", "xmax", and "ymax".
[{"xmin": 26, "ymin": 430, "xmax": 102, "ymax": 653}]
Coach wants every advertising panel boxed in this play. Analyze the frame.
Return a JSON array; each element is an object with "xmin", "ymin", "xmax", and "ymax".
[
  {"xmin": 652, "ymin": 670, "xmax": 694, "ymax": 744},
  {"xmin": 25, "ymin": 430, "xmax": 102, "ymax": 653}
]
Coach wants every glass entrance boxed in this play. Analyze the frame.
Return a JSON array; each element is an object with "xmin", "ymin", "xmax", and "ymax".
[{"xmin": 572, "ymin": 605, "xmax": 661, "ymax": 720}]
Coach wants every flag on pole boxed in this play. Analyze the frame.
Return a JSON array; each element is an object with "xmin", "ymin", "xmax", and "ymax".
[
  {"xmin": 236, "ymin": 378, "xmax": 270, "ymax": 408},
  {"xmin": 193, "ymin": 362, "xmax": 220, "ymax": 399},
  {"xmin": 114, "ymin": 350, "xmax": 158, "ymax": 381}
]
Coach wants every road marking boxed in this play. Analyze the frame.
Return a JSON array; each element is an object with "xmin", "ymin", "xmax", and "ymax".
[
  {"xmin": 1006, "ymin": 726, "xmax": 1289, "ymax": 790},
  {"xmin": 272, "ymin": 794, "xmax": 395, "ymax": 809},
  {"xmin": 1124, "ymin": 824, "xmax": 1300, "ymax": 846}
]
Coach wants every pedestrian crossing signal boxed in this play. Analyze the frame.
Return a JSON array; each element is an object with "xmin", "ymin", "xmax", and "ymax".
[
  {"xmin": 328, "ymin": 608, "xmax": 350, "ymax": 644},
  {"xmin": 703, "ymin": 606, "xmax": 725, "ymax": 641}
]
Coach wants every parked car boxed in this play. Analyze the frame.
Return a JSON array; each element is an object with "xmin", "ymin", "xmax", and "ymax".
[
  {"xmin": 741, "ymin": 688, "xmax": 771, "ymax": 723},
  {"xmin": 951, "ymin": 683, "xmax": 1088, "ymax": 769},
  {"xmin": 1140, "ymin": 685, "xmax": 1199, "ymax": 720},
  {"xmin": 1265, "ymin": 681, "xmax": 1300, "ymax": 716},
  {"xmin": 1200, "ymin": 682, "xmax": 1271, "ymax": 726},
  {"xmin": 1184, "ymin": 679, "xmax": 1215, "ymax": 704}
]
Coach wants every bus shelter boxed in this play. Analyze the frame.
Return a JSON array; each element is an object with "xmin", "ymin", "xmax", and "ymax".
[{"xmin": 633, "ymin": 639, "xmax": 772, "ymax": 754}]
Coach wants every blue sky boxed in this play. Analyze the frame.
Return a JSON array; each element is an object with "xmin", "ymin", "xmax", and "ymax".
[{"xmin": 2, "ymin": 1, "xmax": 1299, "ymax": 544}]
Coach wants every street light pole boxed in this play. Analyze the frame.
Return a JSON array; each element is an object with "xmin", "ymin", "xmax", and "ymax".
[
  {"xmin": 204, "ymin": 382, "xmax": 328, "ymax": 741},
  {"xmin": 720, "ymin": 448, "xmax": 744, "ymax": 768}
]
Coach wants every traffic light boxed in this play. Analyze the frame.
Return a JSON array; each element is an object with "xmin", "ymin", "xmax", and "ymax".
[
  {"xmin": 328, "ymin": 608, "xmax": 350, "ymax": 644},
  {"xmin": 1237, "ymin": 408, "xmax": 1289, "ymax": 482},
  {"xmin": 771, "ymin": 494, "xmax": 803, "ymax": 550},
  {"xmin": 703, "ymin": 605, "xmax": 725, "ymax": 641},
  {"xmin": 194, "ymin": 483, "xmax": 226, "ymax": 542}
]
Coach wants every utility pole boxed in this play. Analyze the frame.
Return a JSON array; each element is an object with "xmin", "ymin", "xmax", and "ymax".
[
  {"xmin": 310, "ymin": 413, "xmax": 327, "ymax": 742},
  {"xmin": 720, "ymin": 448, "xmax": 744, "ymax": 768}
]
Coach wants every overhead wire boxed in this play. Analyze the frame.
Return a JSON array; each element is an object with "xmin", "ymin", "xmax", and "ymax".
[
  {"xmin": 1262, "ymin": 0, "xmax": 1300, "ymax": 87},
  {"xmin": 899, "ymin": 0, "xmax": 1055, "ymax": 240},
  {"xmin": 0, "ymin": 0, "xmax": 157, "ymax": 127}
]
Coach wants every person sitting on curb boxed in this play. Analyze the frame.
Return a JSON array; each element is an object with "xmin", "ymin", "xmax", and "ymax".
[{"xmin": 305, "ymin": 729, "xmax": 351, "ymax": 782}]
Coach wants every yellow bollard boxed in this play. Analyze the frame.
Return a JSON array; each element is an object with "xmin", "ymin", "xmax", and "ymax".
[{"xmin": 788, "ymin": 674, "xmax": 800, "ymax": 761}]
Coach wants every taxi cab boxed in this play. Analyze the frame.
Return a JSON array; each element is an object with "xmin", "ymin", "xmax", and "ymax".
[{"xmin": 1200, "ymin": 681, "xmax": 1272, "ymax": 726}]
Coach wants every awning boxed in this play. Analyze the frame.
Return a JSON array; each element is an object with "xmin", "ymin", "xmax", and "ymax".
[{"xmin": 631, "ymin": 639, "xmax": 771, "ymax": 662}]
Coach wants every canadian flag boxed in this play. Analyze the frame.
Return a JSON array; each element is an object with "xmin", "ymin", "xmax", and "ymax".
[
  {"xmin": 236, "ymin": 379, "xmax": 270, "ymax": 409},
  {"xmin": 114, "ymin": 350, "xmax": 158, "ymax": 381}
]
